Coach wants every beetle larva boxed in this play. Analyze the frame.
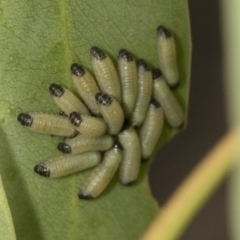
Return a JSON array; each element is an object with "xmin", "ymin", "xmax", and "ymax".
[
  {"xmin": 95, "ymin": 93, "xmax": 124, "ymax": 135},
  {"xmin": 118, "ymin": 49, "xmax": 138, "ymax": 119},
  {"xmin": 79, "ymin": 144, "xmax": 122, "ymax": 199},
  {"xmin": 130, "ymin": 60, "xmax": 153, "ymax": 127},
  {"xmin": 49, "ymin": 83, "xmax": 89, "ymax": 116},
  {"xmin": 152, "ymin": 69, "xmax": 184, "ymax": 128},
  {"xmin": 58, "ymin": 134, "xmax": 114, "ymax": 154},
  {"xmin": 17, "ymin": 112, "xmax": 77, "ymax": 137},
  {"xmin": 69, "ymin": 112, "xmax": 107, "ymax": 137},
  {"xmin": 71, "ymin": 63, "xmax": 101, "ymax": 116},
  {"xmin": 90, "ymin": 46, "xmax": 121, "ymax": 103},
  {"xmin": 118, "ymin": 126, "xmax": 141, "ymax": 185},
  {"xmin": 157, "ymin": 25, "xmax": 179, "ymax": 87},
  {"xmin": 139, "ymin": 99, "xmax": 164, "ymax": 160},
  {"xmin": 34, "ymin": 151, "xmax": 101, "ymax": 178}
]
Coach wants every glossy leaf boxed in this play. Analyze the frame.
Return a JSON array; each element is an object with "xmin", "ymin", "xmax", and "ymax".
[{"xmin": 0, "ymin": 0, "xmax": 191, "ymax": 239}]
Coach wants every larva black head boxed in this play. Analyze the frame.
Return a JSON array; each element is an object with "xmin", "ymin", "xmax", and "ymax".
[
  {"xmin": 49, "ymin": 83, "xmax": 64, "ymax": 97},
  {"xmin": 118, "ymin": 49, "xmax": 133, "ymax": 62},
  {"xmin": 95, "ymin": 93, "xmax": 112, "ymax": 106},
  {"xmin": 34, "ymin": 164, "xmax": 50, "ymax": 177},
  {"xmin": 71, "ymin": 63, "xmax": 86, "ymax": 77},
  {"xmin": 150, "ymin": 99, "xmax": 161, "ymax": 108},
  {"xmin": 78, "ymin": 191, "xmax": 93, "ymax": 200},
  {"xmin": 90, "ymin": 46, "xmax": 106, "ymax": 60},
  {"xmin": 137, "ymin": 59, "xmax": 150, "ymax": 71},
  {"xmin": 17, "ymin": 113, "xmax": 33, "ymax": 127},
  {"xmin": 152, "ymin": 69, "xmax": 162, "ymax": 80},
  {"xmin": 57, "ymin": 142, "xmax": 72, "ymax": 153},
  {"xmin": 157, "ymin": 25, "xmax": 172, "ymax": 38},
  {"xmin": 70, "ymin": 112, "xmax": 82, "ymax": 127}
]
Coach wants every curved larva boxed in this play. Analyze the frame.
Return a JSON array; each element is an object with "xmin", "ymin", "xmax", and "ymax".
[
  {"xmin": 34, "ymin": 151, "xmax": 101, "ymax": 178},
  {"xmin": 49, "ymin": 83, "xmax": 89, "ymax": 116},
  {"xmin": 152, "ymin": 69, "xmax": 184, "ymax": 128},
  {"xmin": 157, "ymin": 25, "xmax": 179, "ymax": 87},
  {"xmin": 139, "ymin": 100, "xmax": 164, "ymax": 160},
  {"xmin": 130, "ymin": 60, "xmax": 153, "ymax": 127},
  {"xmin": 79, "ymin": 144, "xmax": 122, "ymax": 199},
  {"xmin": 69, "ymin": 112, "xmax": 107, "ymax": 137},
  {"xmin": 118, "ymin": 49, "xmax": 138, "ymax": 119},
  {"xmin": 90, "ymin": 46, "xmax": 121, "ymax": 103},
  {"xmin": 95, "ymin": 93, "xmax": 124, "ymax": 135},
  {"xmin": 58, "ymin": 134, "xmax": 114, "ymax": 154},
  {"xmin": 17, "ymin": 112, "xmax": 77, "ymax": 137},
  {"xmin": 70, "ymin": 64, "xmax": 101, "ymax": 116},
  {"xmin": 118, "ymin": 126, "xmax": 141, "ymax": 185}
]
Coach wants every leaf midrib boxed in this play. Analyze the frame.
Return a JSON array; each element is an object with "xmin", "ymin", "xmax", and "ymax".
[{"xmin": 60, "ymin": 0, "xmax": 78, "ymax": 238}]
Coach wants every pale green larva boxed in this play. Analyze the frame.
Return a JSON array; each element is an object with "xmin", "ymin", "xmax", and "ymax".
[
  {"xmin": 49, "ymin": 83, "xmax": 89, "ymax": 116},
  {"xmin": 70, "ymin": 64, "xmax": 101, "ymax": 116},
  {"xmin": 95, "ymin": 93, "xmax": 124, "ymax": 135},
  {"xmin": 17, "ymin": 112, "xmax": 77, "ymax": 137},
  {"xmin": 118, "ymin": 126, "xmax": 141, "ymax": 185},
  {"xmin": 34, "ymin": 152, "xmax": 101, "ymax": 178},
  {"xmin": 139, "ymin": 99, "xmax": 164, "ymax": 160},
  {"xmin": 118, "ymin": 49, "xmax": 138, "ymax": 119},
  {"xmin": 157, "ymin": 25, "xmax": 179, "ymax": 87},
  {"xmin": 69, "ymin": 112, "xmax": 107, "ymax": 137},
  {"xmin": 17, "ymin": 26, "xmax": 186, "ymax": 200},
  {"xmin": 90, "ymin": 46, "xmax": 121, "ymax": 103},
  {"xmin": 58, "ymin": 134, "xmax": 114, "ymax": 154},
  {"xmin": 152, "ymin": 69, "xmax": 184, "ymax": 128},
  {"xmin": 130, "ymin": 60, "xmax": 153, "ymax": 127},
  {"xmin": 79, "ymin": 144, "xmax": 122, "ymax": 199}
]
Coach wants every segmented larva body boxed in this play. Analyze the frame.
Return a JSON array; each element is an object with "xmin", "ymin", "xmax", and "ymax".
[
  {"xmin": 17, "ymin": 23, "xmax": 185, "ymax": 200},
  {"xmin": 17, "ymin": 112, "xmax": 77, "ymax": 137},
  {"xmin": 34, "ymin": 152, "xmax": 101, "ymax": 178},
  {"xmin": 90, "ymin": 46, "xmax": 122, "ymax": 103},
  {"xmin": 152, "ymin": 69, "xmax": 184, "ymax": 128},
  {"xmin": 118, "ymin": 126, "xmax": 141, "ymax": 185},
  {"xmin": 157, "ymin": 25, "xmax": 179, "ymax": 87},
  {"xmin": 79, "ymin": 144, "xmax": 122, "ymax": 199},
  {"xmin": 58, "ymin": 134, "xmax": 114, "ymax": 154},
  {"xmin": 69, "ymin": 112, "xmax": 107, "ymax": 137},
  {"xmin": 130, "ymin": 60, "xmax": 153, "ymax": 127},
  {"xmin": 139, "ymin": 100, "xmax": 164, "ymax": 160},
  {"xmin": 95, "ymin": 93, "xmax": 124, "ymax": 135},
  {"xmin": 49, "ymin": 84, "xmax": 89, "ymax": 116},
  {"xmin": 71, "ymin": 64, "xmax": 101, "ymax": 116},
  {"xmin": 118, "ymin": 49, "xmax": 138, "ymax": 119}
]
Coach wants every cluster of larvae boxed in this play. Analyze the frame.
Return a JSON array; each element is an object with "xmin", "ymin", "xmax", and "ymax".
[{"xmin": 17, "ymin": 25, "xmax": 184, "ymax": 200}]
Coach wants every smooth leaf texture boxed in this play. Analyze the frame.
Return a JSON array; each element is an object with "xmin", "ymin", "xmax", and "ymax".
[
  {"xmin": 0, "ymin": 175, "xmax": 16, "ymax": 240},
  {"xmin": 221, "ymin": 1, "xmax": 240, "ymax": 239},
  {"xmin": 0, "ymin": 0, "xmax": 191, "ymax": 239}
]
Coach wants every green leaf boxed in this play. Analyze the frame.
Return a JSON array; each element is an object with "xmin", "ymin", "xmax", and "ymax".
[
  {"xmin": 0, "ymin": 0, "xmax": 191, "ymax": 239},
  {"xmin": 0, "ymin": 175, "xmax": 16, "ymax": 240},
  {"xmin": 221, "ymin": 1, "xmax": 240, "ymax": 240}
]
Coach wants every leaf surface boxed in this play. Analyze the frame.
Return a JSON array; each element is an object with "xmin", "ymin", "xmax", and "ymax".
[
  {"xmin": 0, "ymin": 175, "xmax": 16, "ymax": 240},
  {"xmin": 0, "ymin": 0, "xmax": 191, "ymax": 239}
]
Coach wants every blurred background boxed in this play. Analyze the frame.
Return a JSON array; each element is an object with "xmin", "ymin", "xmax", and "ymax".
[{"xmin": 150, "ymin": 1, "xmax": 229, "ymax": 239}]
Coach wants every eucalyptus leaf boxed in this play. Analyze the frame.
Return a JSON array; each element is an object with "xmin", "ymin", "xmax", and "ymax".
[
  {"xmin": 0, "ymin": 175, "xmax": 16, "ymax": 240},
  {"xmin": 221, "ymin": 1, "xmax": 240, "ymax": 239},
  {"xmin": 0, "ymin": 0, "xmax": 191, "ymax": 239}
]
